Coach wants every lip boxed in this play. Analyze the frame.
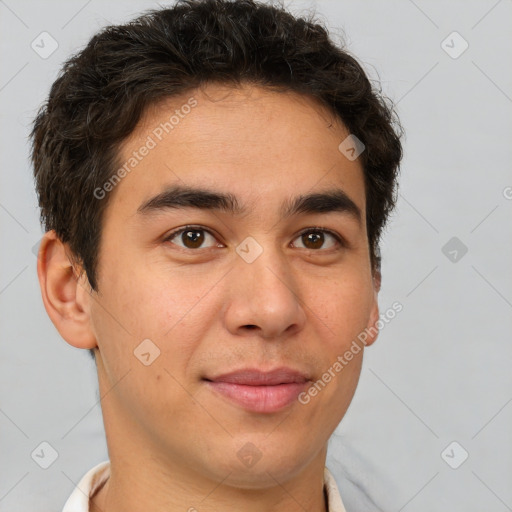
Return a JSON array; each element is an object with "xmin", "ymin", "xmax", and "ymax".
[{"xmin": 203, "ymin": 367, "xmax": 311, "ymax": 413}]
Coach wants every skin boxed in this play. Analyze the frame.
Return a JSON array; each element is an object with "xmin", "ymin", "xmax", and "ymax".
[{"xmin": 37, "ymin": 82, "xmax": 381, "ymax": 512}]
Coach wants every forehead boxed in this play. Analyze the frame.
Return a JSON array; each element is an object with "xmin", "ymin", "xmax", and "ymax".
[{"xmin": 106, "ymin": 83, "xmax": 366, "ymax": 224}]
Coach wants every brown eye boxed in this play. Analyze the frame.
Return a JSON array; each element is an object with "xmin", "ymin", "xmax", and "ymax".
[
  {"xmin": 292, "ymin": 229, "xmax": 341, "ymax": 251},
  {"xmin": 164, "ymin": 227, "xmax": 219, "ymax": 250},
  {"xmin": 180, "ymin": 229, "xmax": 205, "ymax": 249}
]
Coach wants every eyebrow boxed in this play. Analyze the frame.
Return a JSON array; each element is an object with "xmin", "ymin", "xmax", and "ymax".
[{"xmin": 137, "ymin": 184, "xmax": 362, "ymax": 225}]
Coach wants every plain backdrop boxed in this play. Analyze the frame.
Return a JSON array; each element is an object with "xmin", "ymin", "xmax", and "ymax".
[{"xmin": 1, "ymin": 0, "xmax": 511, "ymax": 511}]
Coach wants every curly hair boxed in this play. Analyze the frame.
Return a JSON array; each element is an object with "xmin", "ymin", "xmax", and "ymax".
[{"xmin": 31, "ymin": 0, "xmax": 403, "ymax": 359}]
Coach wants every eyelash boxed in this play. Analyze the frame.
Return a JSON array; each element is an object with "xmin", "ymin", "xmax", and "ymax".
[{"xmin": 162, "ymin": 225, "xmax": 346, "ymax": 252}]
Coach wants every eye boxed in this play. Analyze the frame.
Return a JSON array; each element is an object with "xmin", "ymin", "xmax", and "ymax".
[
  {"xmin": 291, "ymin": 228, "xmax": 344, "ymax": 251},
  {"xmin": 163, "ymin": 225, "xmax": 345, "ymax": 252},
  {"xmin": 163, "ymin": 226, "xmax": 222, "ymax": 250}
]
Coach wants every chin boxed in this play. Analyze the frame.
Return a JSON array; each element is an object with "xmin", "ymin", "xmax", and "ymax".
[{"xmin": 205, "ymin": 439, "xmax": 313, "ymax": 489}]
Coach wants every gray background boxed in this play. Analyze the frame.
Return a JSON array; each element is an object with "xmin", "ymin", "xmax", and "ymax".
[{"xmin": 1, "ymin": 0, "xmax": 511, "ymax": 510}]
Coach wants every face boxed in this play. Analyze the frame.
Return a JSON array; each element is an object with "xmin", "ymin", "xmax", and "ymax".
[{"xmin": 49, "ymin": 83, "xmax": 380, "ymax": 487}]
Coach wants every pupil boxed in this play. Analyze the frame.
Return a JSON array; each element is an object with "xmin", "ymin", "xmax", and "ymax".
[
  {"xmin": 184, "ymin": 230, "xmax": 204, "ymax": 248},
  {"xmin": 304, "ymin": 232, "xmax": 323, "ymax": 249}
]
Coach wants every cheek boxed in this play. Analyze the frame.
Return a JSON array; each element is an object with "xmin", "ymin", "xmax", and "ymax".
[
  {"xmin": 310, "ymin": 276, "xmax": 374, "ymax": 346},
  {"xmin": 92, "ymin": 262, "xmax": 218, "ymax": 389},
  {"xmin": 296, "ymin": 275, "xmax": 372, "ymax": 413},
  {"xmin": 305, "ymin": 283, "xmax": 370, "ymax": 385},
  {"xmin": 90, "ymin": 271, "xmax": 203, "ymax": 429},
  {"xmin": 100, "ymin": 259, "xmax": 199, "ymax": 339},
  {"xmin": 298, "ymin": 345, "xmax": 363, "ymax": 442}
]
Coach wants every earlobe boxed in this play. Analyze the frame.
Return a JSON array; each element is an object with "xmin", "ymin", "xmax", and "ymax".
[
  {"xmin": 364, "ymin": 269, "xmax": 382, "ymax": 347},
  {"xmin": 373, "ymin": 268, "xmax": 382, "ymax": 294},
  {"xmin": 36, "ymin": 230, "xmax": 97, "ymax": 350}
]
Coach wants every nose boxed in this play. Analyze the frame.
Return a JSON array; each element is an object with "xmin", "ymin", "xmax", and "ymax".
[{"xmin": 222, "ymin": 245, "xmax": 307, "ymax": 340}]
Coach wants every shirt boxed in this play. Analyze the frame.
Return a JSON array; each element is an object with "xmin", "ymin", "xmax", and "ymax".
[{"xmin": 62, "ymin": 460, "xmax": 348, "ymax": 512}]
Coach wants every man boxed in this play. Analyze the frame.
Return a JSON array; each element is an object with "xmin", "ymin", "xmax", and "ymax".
[{"xmin": 31, "ymin": 0, "xmax": 402, "ymax": 510}]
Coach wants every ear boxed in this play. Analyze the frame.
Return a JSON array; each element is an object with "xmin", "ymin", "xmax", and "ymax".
[
  {"xmin": 36, "ymin": 230, "xmax": 97, "ymax": 350},
  {"xmin": 363, "ymin": 268, "xmax": 382, "ymax": 347}
]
